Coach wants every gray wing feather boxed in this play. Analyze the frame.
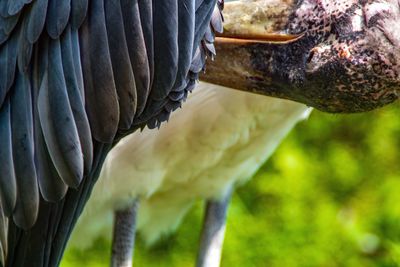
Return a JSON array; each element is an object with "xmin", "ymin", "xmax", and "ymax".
[
  {"xmin": 105, "ymin": 0, "xmax": 137, "ymax": 130},
  {"xmin": 46, "ymin": 0, "xmax": 71, "ymax": 39},
  {"xmin": 17, "ymin": 15, "xmax": 33, "ymax": 73},
  {"xmin": 172, "ymin": 0, "xmax": 195, "ymax": 91},
  {"xmin": 70, "ymin": 0, "xmax": 88, "ymax": 29},
  {"xmin": 0, "ymin": 0, "xmax": 6, "ymax": 17},
  {"xmin": 32, "ymin": 37, "xmax": 68, "ymax": 202},
  {"xmin": 0, "ymin": 30, "xmax": 17, "ymax": 111},
  {"xmin": 0, "ymin": 30, "xmax": 6, "ymax": 44},
  {"xmin": 0, "ymin": 98, "xmax": 16, "ymax": 216},
  {"xmin": 35, "ymin": 127, "xmax": 69, "ymax": 202},
  {"xmin": 133, "ymin": 0, "xmax": 179, "ymax": 127},
  {"xmin": 60, "ymin": 26, "xmax": 93, "ymax": 173},
  {"xmin": 138, "ymin": 0, "xmax": 154, "ymax": 98},
  {"xmin": 10, "ymin": 71, "xmax": 39, "ymax": 230},
  {"xmin": 2, "ymin": 13, "xmax": 19, "ymax": 35},
  {"xmin": 70, "ymin": 28, "xmax": 84, "ymax": 100},
  {"xmin": 38, "ymin": 38, "xmax": 84, "ymax": 188},
  {"xmin": 133, "ymin": 0, "xmax": 218, "ymax": 130},
  {"xmin": 0, "ymin": 208, "xmax": 6, "ymax": 265},
  {"xmin": 6, "ymin": 0, "xmax": 31, "ymax": 17},
  {"xmin": 26, "ymin": 0, "xmax": 48, "ymax": 43},
  {"xmin": 79, "ymin": 0, "xmax": 119, "ymax": 143},
  {"xmin": 150, "ymin": 0, "xmax": 178, "ymax": 101},
  {"xmin": 194, "ymin": 0, "xmax": 216, "ymax": 55},
  {"xmin": 120, "ymin": 0, "xmax": 150, "ymax": 118}
]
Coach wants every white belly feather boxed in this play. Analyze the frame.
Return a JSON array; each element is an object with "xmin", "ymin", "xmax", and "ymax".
[{"xmin": 69, "ymin": 82, "xmax": 311, "ymax": 248}]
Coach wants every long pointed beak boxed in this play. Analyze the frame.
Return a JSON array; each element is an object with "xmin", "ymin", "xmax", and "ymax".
[
  {"xmin": 200, "ymin": 32, "xmax": 308, "ymax": 103},
  {"xmin": 215, "ymin": 33, "xmax": 304, "ymax": 44},
  {"xmin": 200, "ymin": 0, "xmax": 309, "ymax": 103},
  {"xmin": 200, "ymin": 36, "xmax": 298, "ymax": 99}
]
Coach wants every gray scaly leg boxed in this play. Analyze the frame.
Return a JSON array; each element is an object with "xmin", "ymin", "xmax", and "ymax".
[
  {"xmin": 196, "ymin": 186, "xmax": 233, "ymax": 267},
  {"xmin": 111, "ymin": 199, "xmax": 140, "ymax": 267}
]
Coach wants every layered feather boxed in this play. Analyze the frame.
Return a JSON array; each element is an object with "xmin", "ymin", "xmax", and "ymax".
[
  {"xmin": 10, "ymin": 71, "xmax": 39, "ymax": 230},
  {"xmin": 37, "ymin": 38, "xmax": 84, "ymax": 188},
  {"xmin": 0, "ymin": 0, "xmax": 220, "ymax": 265},
  {"xmin": 105, "ymin": 0, "xmax": 137, "ymax": 129},
  {"xmin": 0, "ymin": 98, "xmax": 16, "ymax": 217}
]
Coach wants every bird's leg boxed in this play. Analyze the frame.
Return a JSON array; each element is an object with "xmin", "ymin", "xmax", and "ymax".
[
  {"xmin": 111, "ymin": 198, "xmax": 140, "ymax": 267},
  {"xmin": 196, "ymin": 185, "xmax": 233, "ymax": 267}
]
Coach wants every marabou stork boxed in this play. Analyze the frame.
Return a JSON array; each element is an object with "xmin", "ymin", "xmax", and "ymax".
[
  {"xmin": 71, "ymin": 0, "xmax": 400, "ymax": 266},
  {"xmin": 0, "ymin": 0, "xmax": 399, "ymax": 267}
]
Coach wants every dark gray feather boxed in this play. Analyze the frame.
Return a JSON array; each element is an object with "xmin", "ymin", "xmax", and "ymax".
[
  {"xmin": 0, "ymin": 97, "xmax": 16, "ymax": 216},
  {"xmin": 0, "ymin": 28, "xmax": 18, "ymax": 107},
  {"xmin": 150, "ymin": 0, "xmax": 178, "ymax": 100},
  {"xmin": 38, "ymin": 38, "xmax": 84, "ymax": 188},
  {"xmin": 193, "ymin": 0, "xmax": 216, "ymax": 56},
  {"xmin": 121, "ymin": 0, "xmax": 150, "ymax": 118},
  {"xmin": 32, "ymin": 39, "xmax": 68, "ymax": 202},
  {"xmin": 70, "ymin": 0, "xmax": 88, "ymax": 29},
  {"xmin": 105, "ymin": 0, "xmax": 137, "ymax": 130},
  {"xmin": 79, "ymin": 0, "xmax": 119, "ymax": 143},
  {"xmin": 0, "ymin": 208, "xmax": 6, "ymax": 265},
  {"xmin": 0, "ymin": 0, "xmax": 7, "ymax": 17},
  {"xmin": 138, "ymin": 0, "xmax": 154, "ymax": 95},
  {"xmin": 60, "ymin": 26, "xmax": 93, "ymax": 174},
  {"xmin": 46, "ymin": 0, "xmax": 71, "ymax": 39},
  {"xmin": 7, "ymin": 0, "xmax": 31, "ymax": 16},
  {"xmin": 0, "ymin": 30, "xmax": 7, "ymax": 45},
  {"xmin": 10, "ymin": 71, "xmax": 39, "ymax": 230},
  {"xmin": 26, "ymin": 0, "xmax": 48, "ymax": 43},
  {"xmin": 17, "ymin": 14, "xmax": 33, "ymax": 73},
  {"xmin": 195, "ymin": 0, "xmax": 205, "ymax": 10},
  {"xmin": 35, "ymin": 130, "xmax": 69, "ymax": 202},
  {"xmin": 70, "ymin": 28, "xmax": 84, "ymax": 100},
  {"xmin": 2, "ymin": 13, "xmax": 20, "ymax": 35},
  {"xmin": 172, "ymin": 0, "xmax": 195, "ymax": 91}
]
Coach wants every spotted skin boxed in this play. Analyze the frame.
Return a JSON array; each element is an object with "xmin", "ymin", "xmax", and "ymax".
[
  {"xmin": 281, "ymin": 0, "xmax": 400, "ymax": 112},
  {"xmin": 203, "ymin": 0, "xmax": 400, "ymax": 113}
]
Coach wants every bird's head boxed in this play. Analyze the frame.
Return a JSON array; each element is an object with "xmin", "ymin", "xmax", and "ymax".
[{"xmin": 202, "ymin": 0, "xmax": 400, "ymax": 113}]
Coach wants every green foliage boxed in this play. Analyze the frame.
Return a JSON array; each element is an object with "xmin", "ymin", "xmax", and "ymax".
[{"xmin": 62, "ymin": 103, "xmax": 400, "ymax": 267}]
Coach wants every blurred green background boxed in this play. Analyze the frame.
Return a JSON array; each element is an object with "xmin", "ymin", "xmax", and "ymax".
[{"xmin": 61, "ymin": 103, "xmax": 400, "ymax": 267}]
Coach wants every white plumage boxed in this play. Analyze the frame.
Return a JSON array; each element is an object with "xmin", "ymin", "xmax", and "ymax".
[{"xmin": 69, "ymin": 82, "xmax": 311, "ymax": 248}]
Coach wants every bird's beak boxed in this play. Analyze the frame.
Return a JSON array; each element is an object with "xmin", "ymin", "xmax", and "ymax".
[
  {"xmin": 201, "ymin": 0, "xmax": 309, "ymax": 105},
  {"xmin": 216, "ymin": 33, "xmax": 303, "ymax": 44},
  {"xmin": 201, "ymin": 33, "xmax": 307, "ymax": 102}
]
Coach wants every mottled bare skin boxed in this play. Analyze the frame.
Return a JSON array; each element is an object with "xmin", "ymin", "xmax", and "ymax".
[{"xmin": 202, "ymin": 0, "xmax": 400, "ymax": 113}]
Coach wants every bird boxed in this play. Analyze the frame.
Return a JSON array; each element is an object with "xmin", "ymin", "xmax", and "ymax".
[
  {"xmin": 69, "ymin": 81, "xmax": 311, "ymax": 266},
  {"xmin": 0, "ymin": 1, "xmax": 224, "ymax": 266},
  {"xmin": 1, "ymin": 0, "xmax": 400, "ymax": 267},
  {"xmin": 69, "ymin": 0, "xmax": 400, "ymax": 266}
]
